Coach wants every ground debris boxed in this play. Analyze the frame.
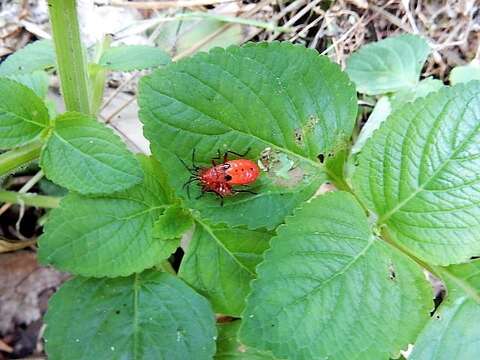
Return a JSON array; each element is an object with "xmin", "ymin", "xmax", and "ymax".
[{"xmin": 0, "ymin": 251, "xmax": 68, "ymax": 358}]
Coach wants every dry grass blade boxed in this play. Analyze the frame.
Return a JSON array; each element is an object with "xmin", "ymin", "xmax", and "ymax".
[
  {"xmin": 108, "ymin": 0, "xmax": 234, "ymax": 10},
  {"xmin": 0, "ymin": 238, "xmax": 37, "ymax": 253}
]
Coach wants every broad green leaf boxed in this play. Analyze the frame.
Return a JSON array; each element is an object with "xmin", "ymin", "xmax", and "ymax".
[
  {"xmin": 353, "ymin": 82, "xmax": 480, "ymax": 265},
  {"xmin": 346, "ymin": 34, "xmax": 430, "ymax": 95},
  {"xmin": 40, "ymin": 112, "xmax": 143, "ymax": 195},
  {"xmin": 44, "ymin": 271, "xmax": 217, "ymax": 360},
  {"xmin": 240, "ymin": 191, "xmax": 432, "ymax": 360},
  {"xmin": 153, "ymin": 204, "xmax": 193, "ymax": 240},
  {"xmin": 216, "ymin": 321, "xmax": 277, "ymax": 359},
  {"xmin": 410, "ymin": 260, "xmax": 480, "ymax": 360},
  {"xmin": 0, "ymin": 40, "xmax": 55, "ymax": 76},
  {"xmin": 8, "ymin": 71, "xmax": 50, "ymax": 98},
  {"xmin": 449, "ymin": 59, "xmax": 480, "ymax": 85},
  {"xmin": 0, "ymin": 77, "xmax": 49, "ymax": 149},
  {"xmin": 139, "ymin": 42, "xmax": 357, "ymax": 229},
  {"xmin": 39, "ymin": 156, "xmax": 178, "ymax": 277},
  {"xmin": 99, "ymin": 45, "xmax": 171, "ymax": 71},
  {"xmin": 179, "ymin": 222, "xmax": 271, "ymax": 316}
]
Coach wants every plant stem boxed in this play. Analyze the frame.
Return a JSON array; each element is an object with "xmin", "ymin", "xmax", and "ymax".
[
  {"xmin": 158, "ymin": 260, "xmax": 176, "ymax": 275},
  {"xmin": 380, "ymin": 226, "xmax": 441, "ymax": 279},
  {"xmin": 0, "ymin": 191, "xmax": 61, "ymax": 208},
  {"xmin": 0, "ymin": 140, "xmax": 43, "ymax": 177},
  {"xmin": 48, "ymin": 0, "xmax": 90, "ymax": 113}
]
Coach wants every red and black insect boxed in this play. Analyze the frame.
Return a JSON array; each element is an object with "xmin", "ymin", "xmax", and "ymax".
[{"xmin": 180, "ymin": 149, "xmax": 260, "ymax": 205}]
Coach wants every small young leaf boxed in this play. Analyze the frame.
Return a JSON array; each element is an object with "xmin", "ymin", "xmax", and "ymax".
[
  {"xmin": 179, "ymin": 223, "xmax": 271, "ymax": 316},
  {"xmin": 0, "ymin": 77, "xmax": 49, "ymax": 149},
  {"xmin": 216, "ymin": 321, "xmax": 277, "ymax": 359},
  {"xmin": 44, "ymin": 271, "xmax": 217, "ymax": 360},
  {"xmin": 39, "ymin": 156, "xmax": 178, "ymax": 277},
  {"xmin": 40, "ymin": 112, "xmax": 143, "ymax": 195},
  {"xmin": 410, "ymin": 260, "xmax": 480, "ymax": 360},
  {"xmin": 351, "ymin": 96, "xmax": 391, "ymax": 155},
  {"xmin": 352, "ymin": 78, "xmax": 444, "ymax": 155},
  {"xmin": 346, "ymin": 34, "xmax": 430, "ymax": 95},
  {"xmin": 153, "ymin": 204, "xmax": 193, "ymax": 240},
  {"xmin": 390, "ymin": 77, "xmax": 444, "ymax": 109},
  {"xmin": 0, "ymin": 40, "xmax": 55, "ymax": 76},
  {"xmin": 8, "ymin": 71, "xmax": 50, "ymax": 98},
  {"xmin": 449, "ymin": 59, "xmax": 480, "ymax": 85},
  {"xmin": 99, "ymin": 45, "xmax": 171, "ymax": 71},
  {"xmin": 139, "ymin": 42, "xmax": 357, "ymax": 229},
  {"xmin": 353, "ymin": 82, "xmax": 480, "ymax": 265},
  {"xmin": 240, "ymin": 191, "xmax": 432, "ymax": 360}
]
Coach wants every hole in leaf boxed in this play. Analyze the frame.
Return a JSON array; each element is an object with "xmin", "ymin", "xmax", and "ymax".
[
  {"xmin": 388, "ymin": 263, "xmax": 396, "ymax": 280},
  {"xmin": 294, "ymin": 128, "xmax": 303, "ymax": 145}
]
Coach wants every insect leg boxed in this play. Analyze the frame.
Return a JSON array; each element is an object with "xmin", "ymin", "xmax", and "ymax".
[
  {"xmin": 191, "ymin": 148, "xmax": 200, "ymax": 170},
  {"xmin": 225, "ymin": 147, "xmax": 251, "ymax": 158},
  {"xmin": 233, "ymin": 189, "xmax": 257, "ymax": 195}
]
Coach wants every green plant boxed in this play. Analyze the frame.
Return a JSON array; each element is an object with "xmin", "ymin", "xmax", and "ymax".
[{"xmin": 1, "ymin": 2, "xmax": 479, "ymax": 358}]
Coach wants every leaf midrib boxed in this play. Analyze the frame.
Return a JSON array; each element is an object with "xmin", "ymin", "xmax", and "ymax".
[
  {"xmin": 268, "ymin": 234, "xmax": 375, "ymax": 315},
  {"xmin": 378, "ymin": 97, "xmax": 480, "ymax": 224},
  {"xmin": 0, "ymin": 108, "xmax": 47, "ymax": 128},
  {"xmin": 132, "ymin": 273, "xmax": 140, "ymax": 360},
  {"xmin": 52, "ymin": 130, "xmax": 135, "ymax": 175},
  {"xmin": 195, "ymin": 218, "xmax": 255, "ymax": 277}
]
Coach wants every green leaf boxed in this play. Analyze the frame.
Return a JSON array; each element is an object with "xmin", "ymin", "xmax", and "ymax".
[
  {"xmin": 449, "ymin": 59, "xmax": 480, "ymax": 85},
  {"xmin": 410, "ymin": 260, "xmax": 480, "ymax": 360},
  {"xmin": 240, "ymin": 191, "xmax": 432, "ymax": 360},
  {"xmin": 0, "ymin": 77, "xmax": 49, "ymax": 149},
  {"xmin": 39, "ymin": 156, "xmax": 178, "ymax": 277},
  {"xmin": 346, "ymin": 34, "xmax": 430, "ymax": 95},
  {"xmin": 179, "ymin": 222, "xmax": 271, "ymax": 316},
  {"xmin": 44, "ymin": 271, "xmax": 217, "ymax": 360},
  {"xmin": 153, "ymin": 204, "xmax": 193, "ymax": 240},
  {"xmin": 390, "ymin": 77, "xmax": 444, "ymax": 109},
  {"xmin": 0, "ymin": 40, "xmax": 55, "ymax": 76},
  {"xmin": 99, "ymin": 45, "xmax": 171, "ymax": 71},
  {"xmin": 353, "ymin": 82, "xmax": 480, "ymax": 265},
  {"xmin": 40, "ymin": 112, "xmax": 143, "ymax": 195},
  {"xmin": 8, "ymin": 71, "xmax": 50, "ymax": 98},
  {"xmin": 139, "ymin": 42, "xmax": 357, "ymax": 229},
  {"xmin": 216, "ymin": 321, "xmax": 277, "ymax": 359}
]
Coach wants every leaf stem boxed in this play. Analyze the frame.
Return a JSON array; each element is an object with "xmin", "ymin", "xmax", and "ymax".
[
  {"xmin": 158, "ymin": 260, "xmax": 176, "ymax": 275},
  {"xmin": 47, "ymin": 0, "xmax": 90, "ymax": 113},
  {"xmin": 0, "ymin": 190, "xmax": 61, "ymax": 208},
  {"xmin": 0, "ymin": 140, "xmax": 43, "ymax": 177},
  {"xmin": 380, "ymin": 226, "xmax": 441, "ymax": 279}
]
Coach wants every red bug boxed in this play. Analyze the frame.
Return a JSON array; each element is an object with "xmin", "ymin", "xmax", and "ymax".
[{"xmin": 180, "ymin": 149, "xmax": 260, "ymax": 205}]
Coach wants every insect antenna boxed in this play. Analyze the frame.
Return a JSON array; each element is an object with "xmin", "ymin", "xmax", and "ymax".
[
  {"xmin": 183, "ymin": 176, "xmax": 200, "ymax": 200},
  {"xmin": 191, "ymin": 148, "xmax": 200, "ymax": 170},
  {"xmin": 177, "ymin": 154, "xmax": 197, "ymax": 175}
]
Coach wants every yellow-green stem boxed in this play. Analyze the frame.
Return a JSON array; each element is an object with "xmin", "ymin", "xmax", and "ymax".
[
  {"xmin": 0, "ymin": 140, "xmax": 43, "ymax": 177},
  {"xmin": 48, "ymin": 0, "xmax": 90, "ymax": 113},
  {"xmin": 0, "ymin": 190, "xmax": 61, "ymax": 208}
]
